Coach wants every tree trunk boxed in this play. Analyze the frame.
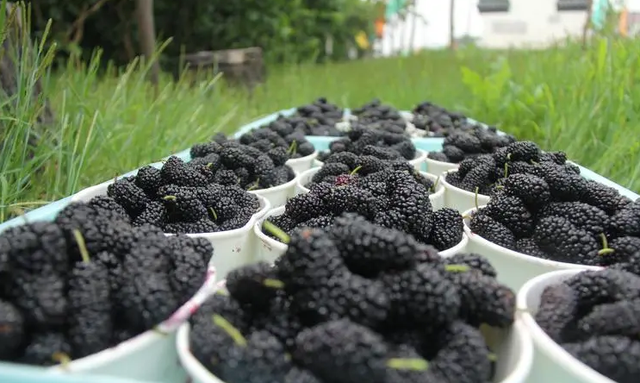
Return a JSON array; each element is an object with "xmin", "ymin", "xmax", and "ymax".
[
  {"xmin": 449, "ymin": 0, "xmax": 456, "ymax": 50},
  {"xmin": 136, "ymin": 0, "xmax": 159, "ymax": 85}
]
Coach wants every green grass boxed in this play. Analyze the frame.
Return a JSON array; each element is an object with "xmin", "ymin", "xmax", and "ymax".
[{"xmin": 2, "ymin": 31, "xmax": 640, "ymax": 222}]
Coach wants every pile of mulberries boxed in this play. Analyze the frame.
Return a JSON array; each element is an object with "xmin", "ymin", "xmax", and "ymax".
[
  {"xmin": 235, "ymin": 127, "xmax": 316, "ymax": 160},
  {"xmin": 411, "ymin": 100, "xmax": 469, "ymax": 137},
  {"xmin": 293, "ymin": 97, "xmax": 344, "ymax": 122},
  {"xmin": 444, "ymin": 140, "xmax": 574, "ymax": 195},
  {"xmin": 0, "ymin": 199, "xmax": 211, "ymax": 366},
  {"xmin": 535, "ymin": 269, "xmax": 640, "ymax": 383},
  {"xmin": 264, "ymin": 159, "xmax": 463, "ymax": 252},
  {"xmin": 189, "ymin": 217, "xmax": 516, "ymax": 383},
  {"xmin": 264, "ymin": 115, "xmax": 343, "ymax": 137},
  {"xmin": 469, "ymin": 166, "xmax": 636, "ymax": 266},
  {"xmin": 427, "ymin": 126, "xmax": 516, "ymax": 164},
  {"xmin": 317, "ymin": 126, "xmax": 417, "ymax": 163},
  {"xmin": 351, "ymin": 98, "xmax": 406, "ymax": 127},
  {"xmin": 106, "ymin": 156, "xmax": 261, "ymax": 234}
]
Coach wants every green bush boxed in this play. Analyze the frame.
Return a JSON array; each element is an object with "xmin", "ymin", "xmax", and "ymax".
[{"xmin": 30, "ymin": 0, "xmax": 378, "ymax": 66}]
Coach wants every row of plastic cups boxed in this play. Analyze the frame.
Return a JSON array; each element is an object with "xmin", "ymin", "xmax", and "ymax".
[
  {"xmin": 283, "ymin": 150, "xmax": 319, "ymax": 174},
  {"xmin": 175, "ymin": 281, "xmax": 534, "ymax": 383}
]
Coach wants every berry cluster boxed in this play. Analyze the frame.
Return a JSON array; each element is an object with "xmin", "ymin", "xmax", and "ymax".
[
  {"xmin": 317, "ymin": 126, "xmax": 417, "ymax": 162},
  {"xmin": 265, "ymin": 115, "xmax": 343, "ymax": 137},
  {"xmin": 535, "ymin": 269, "xmax": 640, "ymax": 383},
  {"xmin": 427, "ymin": 125, "xmax": 516, "ymax": 164},
  {"xmin": 106, "ymin": 156, "xmax": 261, "ymax": 234},
  {"xmin": 444, "ymin": 141, "xmax": 573, "ymax": 195},
  {"xmin": 411, "ymin": 100, "xmax": 470, "ymax": 137},
  {"xmin": 293, "ymin": 97, "xmax": 344, "ymax": 122},
  {"xmin": 351, "ymin": 98, "xmax": 406, "ymax": 126},
  {"xmin": 189, "ymin": 139, "xmax": 298, "ymax": 189},
  {"xmin": 190, "ymin": 218, "xmax": 515, "ymax": 383},
  {"xmin": 0, "ymin": 199, "xmax": 211, "ymax": 365},
  {"xmin": 265, "ymin": 159, "xmax": 462, "ymax": 252},
  {"xmin": 469, "ymin": 167, "xmax": 635, "ymax": 266}
]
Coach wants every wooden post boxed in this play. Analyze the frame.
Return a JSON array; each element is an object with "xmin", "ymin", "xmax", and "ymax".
[{"xmin": 136, "ymin": 0, "xmax": 159, "ymax": 85}]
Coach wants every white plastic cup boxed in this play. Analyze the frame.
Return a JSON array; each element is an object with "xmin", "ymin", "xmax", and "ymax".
[
  {"xmin": 176, "ymin": 303, "xmax": 534, "ymax": 383},
  {"xmin": 425, "ymin": 154, "xmax": 459, "ymax": 177},
  {"xmin": 45, "ymin": 263, "xmax": 218, "ymax": 383},
  {"xmin": 517, "ymin": 269, "xmax": 614, "ymax": 383},
  {"xmin": 248, "ymin": 171, "xmax": 298, "ymax": 208},
  {"xmin": 71, "ymin": 180, "xmax": 272, "ymax": 279},
  {"xmin": 315, "ymin": 149, "xmax": 427, "ymax": 171},
  {"xmin": 294, "ymin": 168, "xmax": 445, "ymax": 210},
  {"xmin": 253, "ymin": 206, "xmax": 288, "ymax": 264},
  {"xmin": 462, "ymin": 207, "xmax": 602, "ymax": 292},
  {"xmin": 441, "ymin": 170, "xmax": 491, "ymax": 213},
  {"xmin": 285, "ymin": 151, "xmax": 318, "ymax": 174}
]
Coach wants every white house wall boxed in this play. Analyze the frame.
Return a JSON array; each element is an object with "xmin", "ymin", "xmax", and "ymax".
[{"xmin": 478, "ymin": 0, "xmax": 587, "ymax": 48}]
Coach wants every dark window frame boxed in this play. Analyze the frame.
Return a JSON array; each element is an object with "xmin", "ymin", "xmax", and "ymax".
[
  {"xmin": 478, "ymin": 0, "xmax": 510, "ymax": 13},
  {"xmin": 557, "ymin": 0, "xmax": 590, "ymax": 11}
]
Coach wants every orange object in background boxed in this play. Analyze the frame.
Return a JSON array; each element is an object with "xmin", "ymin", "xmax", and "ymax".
[
  {"xmin": 620, "ymin": 7, "xmax": 629, "ymax": 37},
  {"xmin": 375, "ymin": 17, "xmax": 385, "ymax": 39}
]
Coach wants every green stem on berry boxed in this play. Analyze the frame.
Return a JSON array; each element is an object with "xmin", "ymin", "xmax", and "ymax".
[
  {"xmin": 474, "ymin": 187, "xmax": 480, "ymax": 211},
  {"xmin": 598, "ymin": 233, "xmax": 614, "ymax": 255},
  {"xmin": 262, "ymin": 220, "xmax": 291, "ymax": 244},
  {"xmin": 350, "ymin": 165, "xmax": 363, "ymax": 176},
  {"xmin": 503, "ymin": 162, "xmax": 509, "ymax": 179},
  {"xmin": 213, "ymin": 314, "xmax": 247, "ymax": 347},
  {"xmin": 488, "ymin": 353, "xmax": 498, "ymax": 362},
  {"xmin": 506, "ymin": 153, "xmax": 512, "ymax": 161},
  {"xmin": 263, "ymin": 278, "xmax": 285, "ymax": 289},
  {"xmin": 287, "ymin": 140, "xmax": 298, "ymax": 155},
  {"xmin": 431, "ymin": 176, "xmax": 441, "ymax": 192},
  {"xmin": 206, "ymin": 162, "xmax": 214, "ymax": 169},
  {"xmin": 163, "ymin": 195, "xmax": 177, "ymax": 202},
  {"xmin": 247, "ymin": 179, "xmax": 260, "ymax": 191},
  {"xmin": 209, "ymin": 207, "xmax": 218, "ymax": 221},
  {"xmin": 530, "ymin": 160, "xmax": 539, "ymax": 165},
  {"xmin": 52, "ymin": 352, "xmax": 72, "ymax": 368},
  {"xmin": 444, "ymin": 264, "xmax": 471, "ymax": 273},
  {"xmin": 72, "ymin": 229, "xmax": 91, "ymax": 263},
  {"xmin": 215, "ymin": 289, "xmax": 229, "ymax": 296},
  {"xmin": 386, "ymin": 358, "xmax": 429, "ymax": 371}
]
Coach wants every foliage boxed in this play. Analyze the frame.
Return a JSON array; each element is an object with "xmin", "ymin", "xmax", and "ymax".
[{"xmin": 31, "ymin": 0, "xmax": 378, "ymax": 66}]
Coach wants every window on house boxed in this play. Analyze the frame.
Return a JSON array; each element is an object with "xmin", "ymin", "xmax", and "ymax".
[
  {"xmin": 478, "ymin": 0, "xmax": 510, "ymax": 13},
  {"xmin": 557, "ymin": 0, "xmax": 590, "ymax": 11}
]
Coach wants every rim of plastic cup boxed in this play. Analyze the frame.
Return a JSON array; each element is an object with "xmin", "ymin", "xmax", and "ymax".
[
  {"xmin": 177, "ymin": 323, "xmax": 226, "ymax": 383},
  {"xmin": 248, "ymin": 170, "xmax": 298, "ymax": 196},
  {"xmin": 516, "ymin": 269, "xmax": 614, "ymax": 383},
  {"xmin": 253, "ymin": 206, "xmax": 288, "ymax": 253},
  {"xmin": 462, "ymin": 206, "xmax": 603, "ymax": 271},
  {"xmin": 285, "ymin": 150, "xmax": 318, "ymax": 165},
  {"xmin": 425, "ymin": 153, "xmax": 460, "ymax": 170},
  {"xmin": 48, "ymin": 264, "xmax": 218, "ymax": 372},
  {"xmin": 499, "ymin": 319, "xmax": 535, "ymax": 383},
  {"xmin": 440, "ymin": 169, "xmax": 491, "ymax": 200}
]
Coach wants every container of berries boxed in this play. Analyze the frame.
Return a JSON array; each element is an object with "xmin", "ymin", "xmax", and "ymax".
[
  {"xmin": 424, "ymin": 126, "xmax": 516, "ymax": 177},
  {"xmin": 253, "ymin": 160, "xmax": 468, "ymax": 264},
  {"xmin": 70, "ymin": 157, "xmax": 271, "ymax": 278},
  {"xmin": 460, "ymin": 164, "xmax": 636, "ymax": 291},
  {"xmin": 314, "ymin": 125, "xmax": 427, "ymax": 171},
  {"xmin": 0, "ymin": 199, "xmax": 217, "ymax": 382},
  {"xmin": 294, "ymin": 162, "xmax": 445, "ymax": 210},
  {"xmin": 440, "ymin": 141, "xmax": 575, "ymax": 213},
  {"xmin": 517, "ymin": 268, "xmax": 640, "ymax": 383},
  {"xmin": 189, "ymin": 136, "xmax": 306, "ymax": 207},
  {"xmin": 176, "ymin": 219, "xmax": 533, "ymax": 383}
]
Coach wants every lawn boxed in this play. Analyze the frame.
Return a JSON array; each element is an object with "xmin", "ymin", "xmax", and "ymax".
[{"xmin": 2, "ymin": 37, "xmax": 640, "ymax": 222}]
